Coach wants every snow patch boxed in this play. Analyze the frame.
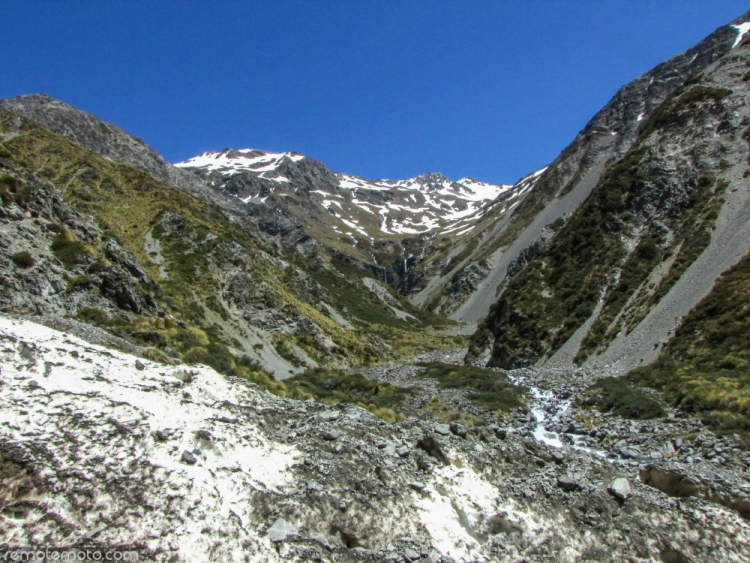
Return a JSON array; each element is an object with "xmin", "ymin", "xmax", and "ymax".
[{"xmin": 732, "ymin": 22, "xmax": 750, "ymax": 48}]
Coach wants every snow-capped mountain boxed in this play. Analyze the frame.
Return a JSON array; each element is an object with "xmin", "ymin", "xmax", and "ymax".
[{"xmin": 176, "ymin": 148, "xmax": 512, "ymax": 238}]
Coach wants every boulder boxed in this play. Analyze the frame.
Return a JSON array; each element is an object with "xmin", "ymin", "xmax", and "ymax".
[
  {"xmin": 323, "ymin": 429, "xmax": 342, "ymax": 441},
  {"xmin": 450, "ymin": 423, "xmax": 468, "ymax": 438},
  {"xmin": 267, "ymin": 518, "xmax": 298, "ymax": 542},
  {"xmin": 434, "ymin": 424, "xmax": 450, "ymax": 436},
  {"xmin": 607, "ymin": 477, "xmax": 632, "ymax": 501},
  {"xmin": 557, "ymin": 474, "xmax": 581, "ymax": 492}
]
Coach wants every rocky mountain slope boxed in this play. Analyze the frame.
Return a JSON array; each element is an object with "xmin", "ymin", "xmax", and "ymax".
[
  {"xmin": 415, "ymin": 13, "xmax": 747, "ymax": 324},
  {"xmin": 0, "ymin": 107, "xmax": 454, "ymax": 388},
  {"xmin": 3, "ymin": 8, "xmax": 750, "ymax": 563},
  {"xmin": 176, "ymin": 148, "xmax": 509, "ymax": 238},
  {"xmin": 175, "ymin": 148, "xmax": 518, "ymax": 293},
  {"xmin": 0, "ymin": 94, "xmax": 232, "ymax": 212},
  {"xmin": 466, "ymin": 13, "xmax": 750, "ymax": 430},
  {"xmin": 3, "ymin": 316, "xmax": 750, "ymax": 562}
]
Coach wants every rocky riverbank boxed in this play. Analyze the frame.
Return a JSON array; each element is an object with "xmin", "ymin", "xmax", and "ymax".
[{"xmin": 1, "ymin": 316, "xmax": 749, "ymax": 562}]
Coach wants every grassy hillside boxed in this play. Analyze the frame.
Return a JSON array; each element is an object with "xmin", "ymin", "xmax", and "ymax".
[
  {"xmin": 0, "ymin": 113, "xmax": 455, "ymax": 379},
  {"xmin": 629, "ymin": 252, "xmax": 750, "ymax": 432}
]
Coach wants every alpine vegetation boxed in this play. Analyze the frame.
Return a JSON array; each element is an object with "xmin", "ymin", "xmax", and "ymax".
[{"xmin": 2, "ymin": 8, "xmax": 750, "ymax": 563}]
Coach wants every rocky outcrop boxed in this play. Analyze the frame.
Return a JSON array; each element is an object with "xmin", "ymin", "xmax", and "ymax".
[{"xmin": 0, "ymin": 165, "xmax": 160, "ymax": 320}]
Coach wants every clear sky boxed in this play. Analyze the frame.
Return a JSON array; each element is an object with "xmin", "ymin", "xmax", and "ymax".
[{"xmin": 2, "ymin": 1, "xmax": 749, "ymax": 184}]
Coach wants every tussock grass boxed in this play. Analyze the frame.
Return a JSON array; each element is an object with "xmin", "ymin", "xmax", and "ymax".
[
  {"xmin": 629, "ymin": 254, "xmax": 750, "ymax": 432},
  {"xmin": 10, "ymin": 251, "xmax": 34, "ymax": 268}
]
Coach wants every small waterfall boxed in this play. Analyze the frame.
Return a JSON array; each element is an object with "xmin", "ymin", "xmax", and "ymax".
[{"xmin": 403, "ymin": 259, "xmax": 407, "ymax": 273}]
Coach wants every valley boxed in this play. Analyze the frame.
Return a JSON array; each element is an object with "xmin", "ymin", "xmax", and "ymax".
[{"xmin": 2, "ymin": 8, "xmax": 750, "ymax": 563}]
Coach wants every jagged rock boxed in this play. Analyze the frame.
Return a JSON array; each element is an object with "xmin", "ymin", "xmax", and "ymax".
[
  {"xmin": 404, "ymin": 547, "xmax": 421, "ymax": 561},
  {"xmin": 181, "ymin": 450, "xmax": 197, "ymax": 464},
  {"xmin": 494, "ymin": 427, "xmax": 508, "ymax": 439},
  {"xmin": 323, "ymin": 429, "xmax": 342, "ymax": 441},
  {"xmin": 449, "ymin": 422, "xmax": 468, "ymax": 438},
  {"xmin": 396, "ymin": 445, "xmax": 411, "ymax": 457},
  {"xmin": 2, "ymin": 316, "xmax": 750, "ymax": 562}
]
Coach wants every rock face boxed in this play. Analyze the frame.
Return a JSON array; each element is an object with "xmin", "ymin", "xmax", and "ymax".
[
  {"xmin": 0, "ymin": 160, "xmax": 161, "ymax": 320},
  {"xmin": 0, "ymin": 108, "xmax": 440, "ymax": 378},
  {"xmin": 2, "ymin": 316, "xmax": 750, "ymax": 562},
  {"xmin": 608, "ymin": 478, "xmax": 632, "ymax": 501}
]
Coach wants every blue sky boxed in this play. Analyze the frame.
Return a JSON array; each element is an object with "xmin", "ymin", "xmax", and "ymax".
[{"xmin": 2, "ymin": 1, "xmax": 749, "ymax": 184}]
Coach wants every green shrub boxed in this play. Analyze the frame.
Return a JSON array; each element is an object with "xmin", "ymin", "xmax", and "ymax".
[
  {"xmin": 0, "ymin": 174, "xmax": 32, "ymax": 207},
  {"xmin": 584, "ymin": 377, "xmax": 665, "ymax": 419},
  {"xmin": 10, "ymin": 251, "xmax": 34, "ymax": 268},
  {"xmin": 549, "ymin": 217, "xmax": 565, "ymax": 231},
  {"xmin": 640, "ymin": 86, "xmax": 732, "ymax": 139},
  {"xmin": 418, "ymin": 362, "xmax": 524, "ymax": 412},
  {"xmin": 684, "ymin": 71, "xmax": 703, "ymax": 86},
  {"xmin": 142, "ymin": 346, "xmax": 174, "ymax": 364},
  {"xmin": 76, "ymin": 307, "xmax": 109, "ymax": 324},
  {"xmin": 284, "ymin": 367, "xmax": 413, "ymax": 419},
  {"xmin": 87, "ymin": 259, "xmax": 108, "ymax": 273},
  {"xmin": 51, "ymin": 228, "xmax": 91, "ymax": 269},
  {"xmin": 272, "ymin": 334, "xmax": 302, "ymax": 367}
]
